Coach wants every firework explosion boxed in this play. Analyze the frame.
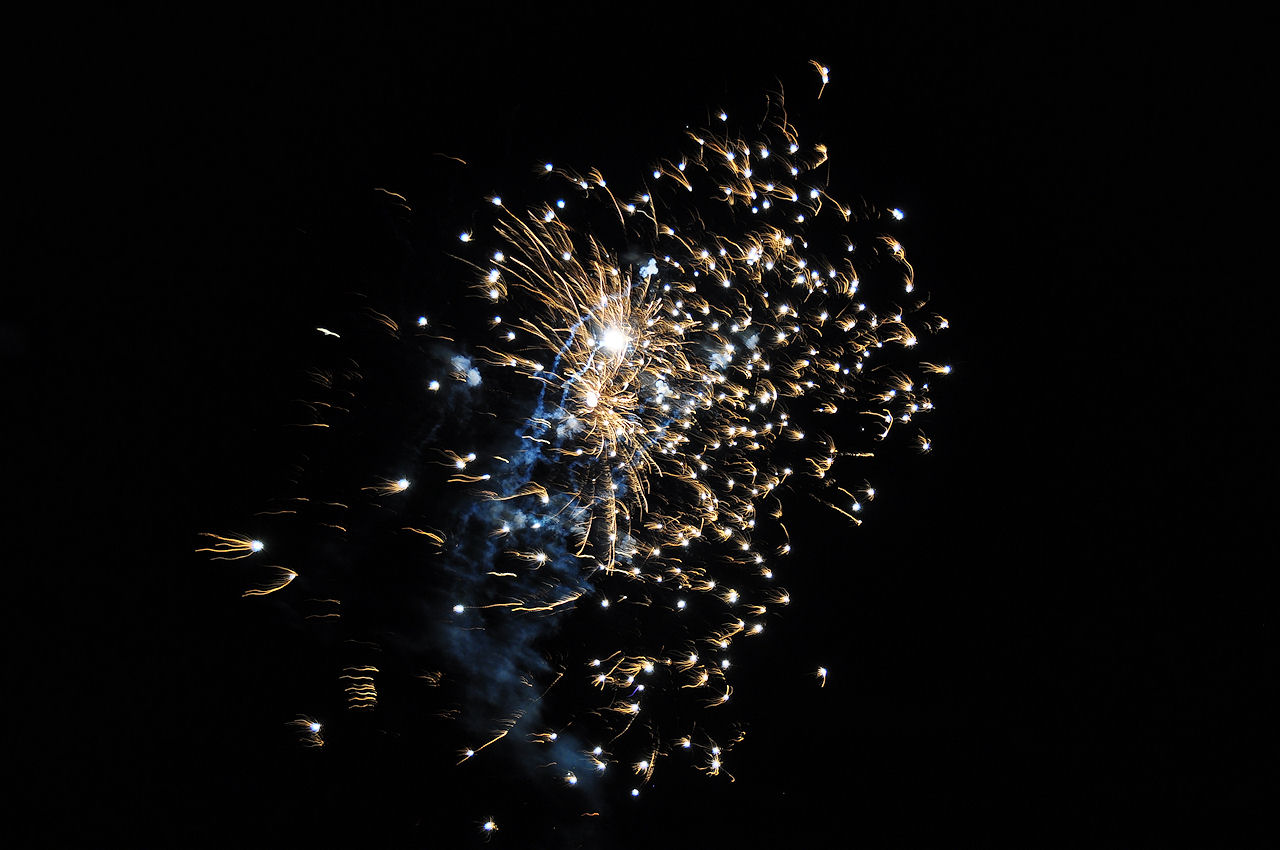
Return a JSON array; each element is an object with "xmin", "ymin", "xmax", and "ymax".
[{"xmin": 200, "ymin": 63, "xmax": 948, "ymax": 830}]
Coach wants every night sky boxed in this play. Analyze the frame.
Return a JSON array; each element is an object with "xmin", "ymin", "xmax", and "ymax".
[{"xmin": 16, "ymin": 6, "xmax": 1269, "ymax": 848}]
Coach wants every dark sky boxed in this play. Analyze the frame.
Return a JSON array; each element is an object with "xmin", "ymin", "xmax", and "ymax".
[{"xmin": 16, "ymin": 6, "xmax": 1269, "ymax": 848}]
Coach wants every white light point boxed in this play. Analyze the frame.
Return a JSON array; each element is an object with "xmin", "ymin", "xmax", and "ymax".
[{"xmin": 600, "ymin": 326, "xmax": 629, "ymax": 353}]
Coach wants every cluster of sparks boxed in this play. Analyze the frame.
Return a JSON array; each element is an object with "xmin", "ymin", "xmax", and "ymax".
[{"xmin": 201, "ymin": 63, "xmax": 948, "ymax": 831}]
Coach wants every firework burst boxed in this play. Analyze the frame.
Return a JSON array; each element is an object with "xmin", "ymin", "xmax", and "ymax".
[{"xmin": 201, "ymin": 62, "xmax": 949, "ymax": 828}]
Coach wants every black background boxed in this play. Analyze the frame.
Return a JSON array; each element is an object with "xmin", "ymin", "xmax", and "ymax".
[{"xmin": 15, "ymin": 5, "xmax": 1270, "ymax": 848}]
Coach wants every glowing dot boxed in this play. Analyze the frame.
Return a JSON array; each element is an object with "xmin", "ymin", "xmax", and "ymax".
[{"xmin": 600, "ymin": 326, "xmax": 629, "ymax": 352}]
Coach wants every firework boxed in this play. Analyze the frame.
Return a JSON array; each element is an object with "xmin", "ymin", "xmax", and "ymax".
[{"xmin": 201, "ymin": 62, "xmax": 948, "ymax": 828}]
